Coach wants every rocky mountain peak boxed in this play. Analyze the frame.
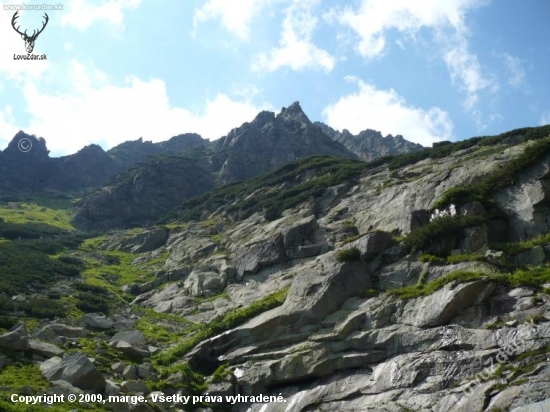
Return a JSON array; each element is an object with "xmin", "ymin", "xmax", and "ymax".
[
  {"xmin": 316, "ymin": 122, "xmax": 424, "ymax": 160},
  {"xmin": 3, "ymin": 131, "xmax": 50, "ymax": 160},
  {"xmin": 276, "ymin": 101, "xmax": 310, "ymax": 124}
]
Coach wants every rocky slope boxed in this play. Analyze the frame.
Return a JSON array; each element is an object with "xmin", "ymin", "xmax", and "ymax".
[{"xmin": 3, "ymin": 124, "xmax": 550, "ymax": 412}]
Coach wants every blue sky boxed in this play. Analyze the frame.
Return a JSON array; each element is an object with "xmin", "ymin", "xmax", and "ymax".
[{"xmin": 0, "ymin": 0, "xmax": 549, "ymax": 156}]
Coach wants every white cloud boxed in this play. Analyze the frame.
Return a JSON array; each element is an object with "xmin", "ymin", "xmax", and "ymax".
[
  {"xmin": 194, "ymin": 0, "xmax": 268, "ymax": 40},
  {"xmin": 0, "ymin": 105, "xmax": 19, "ymax": 144},
  {"xmin": 252, "ymin": 0, "xmax": 335, "ymax": 73},
  {"xmin": 6, "ymin": 59, "xmax": 268, "ymax": 155},
  {"xmin": 440, "ymin": 33, "xmax": 495, "ymax": 111},
  {"xmin": 60, "ymin": 0, "xmax": 141, "ymax": 30},
  {"xmin": 541, "ymin": 112, "xmax": 550, "ymax": 126},
  {"xmin": 337, "ymin": 0, "xmax": 482, "ymax": 58},
  {"xmin": 323, "ymin": 77, "xmax": 453, "ymax": 147},
  {"xmin": 335, "ymin": 0, "xmax": 494, "ymax": 113},
  {"xmin": 497, "ymin": 52, "xmax": 527, "ymax": 89}
]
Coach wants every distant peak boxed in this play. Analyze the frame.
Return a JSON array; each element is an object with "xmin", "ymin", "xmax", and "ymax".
[
  {"xmin": 3, "ymin": 131, "xmax": 50, "ymax": 158},
  {"xmin": 277, "ymin": 101, "xmax": 310, "ymax": 124}
]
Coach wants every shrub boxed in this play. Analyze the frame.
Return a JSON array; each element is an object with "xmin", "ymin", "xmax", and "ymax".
[
  {"xmin": 336, "ymin": 247, "xmax": 361, "ymax": 262},
  {"xmin": 403, "ymin": 214, "xmax": 486, "ymax": 253},
  {"xmin": 75, "ymin": 291, "xmax": 110, "ymax": 314}
]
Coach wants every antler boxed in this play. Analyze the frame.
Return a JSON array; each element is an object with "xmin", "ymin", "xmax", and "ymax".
[
  {"xmin": 11, "ymin": 11, "xmax": 49, "ymax": 40},
  {"xmin": 31, "ymin": 13, "xmax": 49, "ymax": 39},
  {"xmin": 11, "ymin": 11, "xmax": 26, "ymax": 37}
]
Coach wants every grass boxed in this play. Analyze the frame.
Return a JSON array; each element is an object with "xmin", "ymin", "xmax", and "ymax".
[
  {"xmin": 386, "ymin": 262, "xmax": 550, "ymax": 300},
  {"xmin": 418, "ymin": 254, "xmax": 445, "ymax": 264},
  {"xmin": 0, "ymin": 201, "xmax": 74, "ymax": 231},
  {"xmin": 78, "ymin": 237, "xmax": 162, "ymax": 297},
  {"xmin": 386, "ymin": 270, "xmax": 486, "ymax": 300},
  {"xmin": 492, "ymin": 232, "xmax": 550, "ymax": 256},
  {"xmin": 336, "ymin": 247, "xmax": 361, "ymax": 262},
  {"xmin": 155, "ymin": 287, "xmax": 289, "ymax": 365}
]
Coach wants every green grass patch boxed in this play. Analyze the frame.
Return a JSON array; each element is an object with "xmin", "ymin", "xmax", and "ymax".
[
  {"xmin": 492, "ymin": 232, "xmax": 550, "ymax": 256},
  {"xmin": 155, "ymin": 287, "xmax": 289, "ymax": 365},
  {"xmin": 419, "ymin": 254, "xmax": 445, "ymax": 264},
  {"xmin": 386, "ymin": 270, "xmax": 485, "ymax": 300},
  {"xmin": 0, "ymin": 201, "xmax": 74, "ymax": 231}
]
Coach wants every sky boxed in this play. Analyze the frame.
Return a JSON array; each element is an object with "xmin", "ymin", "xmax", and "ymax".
[{"xmin": 0, "ymin": 0, "xmax": 549, "ymax": 157}]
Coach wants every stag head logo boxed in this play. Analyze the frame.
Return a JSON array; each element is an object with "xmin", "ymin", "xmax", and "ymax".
[{"xmin": 11, "ymin": 11, "xmax": 49, "ymax": 54}]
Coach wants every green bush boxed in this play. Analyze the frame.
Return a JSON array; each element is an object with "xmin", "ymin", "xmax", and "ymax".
[
  {"xmin": 74, "ymin": 289, "xmax": 110, "ymax": 314},
  {"xmin": 336, "ymin": 247, "xmax": 361, "ymax": 262},
  {"xmin": 18, "ymin": 298, "xmax": 67, "ymax": 319},
  {"xmin": 402, "ymin": 214, "xmax": 486, "ymax": 253},
  {"xmin": 0, "ymin": 237, "xmax": 84, "ymax": 296}
]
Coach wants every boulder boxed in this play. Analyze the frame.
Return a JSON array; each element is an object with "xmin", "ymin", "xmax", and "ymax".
[
  {"xmin": 120, "ymin": 380, "xmax": 150, "ymax": 394},
  {"xmin": 123, "ymin": 364, "xmax": 138, "ymax": 380},
  {"xmin": 349, "ymin": 231, "xmax": 392, "ymax": 260},
  {"xmin": 112, "ymin": 315, "xmax": 136, "ymax": 331},
  {"xmin": 35, "ymin": 323, "xmax": 88, "ymax": 339},
  {"xmin": 80, "ymin": 313, "xmax": 113, "ymax": 330},
  {"xmin": 29, "ymin": 340, "xmax": 65, "ymax": 358},
  {"xmin": 512, "ymin": 246, "xmax": 546, "ymax": 266},
  {"xmin": 234, "ymin": 235, "xmax": 287, "ymax": 276},
  {"xmin": 114, "ymin": 341, "xmax": 150, "ymax": 359},
  {"xmin": 183, "ymin": 271, "xmax": 225, "ymax": 297},
  {"xmin": 0, "ymin": 323, "xmax": 29, "ymax": 351},
  {"xmin": 118, "ymin": 228, "xmax": 169, "ymax": 254},
  {"xmin": 397, "ymin": 280, "xmax": 496, "ymax": 328},
  {"xmin": 49, "ymin": 380, "xmax": 84, "ymax": 395},
  {"xmin": 111, "ymin": 330, "xmax": 146, "ymax": 345},
  {"xmin": 40, "ymin": 352, "xmax": 106, "ymax": 391}
]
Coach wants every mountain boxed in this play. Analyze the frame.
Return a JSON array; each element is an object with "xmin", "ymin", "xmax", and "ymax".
[
  {"xmin": 106, "ymin": 133, "xmax": 208, "ymax": 170},
  {"xmin": 0, "ymin": 102, "xmax": 420, "ymax": 202},
  {"xmin": 1, "ymin": 125, "xmax": 550, "ymax": 411},
  {"xmin": 71, "ymin": 102, "xmax": 362, "ymax": 229},
  {"xmin": 316, "ymin": 122, "xmax": 424, "ymax": 160},
  {"xmin": 0, "ymin": 124, "xmax": 550, "ymax": 412},
  {"xmin": 213, "ymin": 102, "xmax": 355, "ymax": 182}
]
